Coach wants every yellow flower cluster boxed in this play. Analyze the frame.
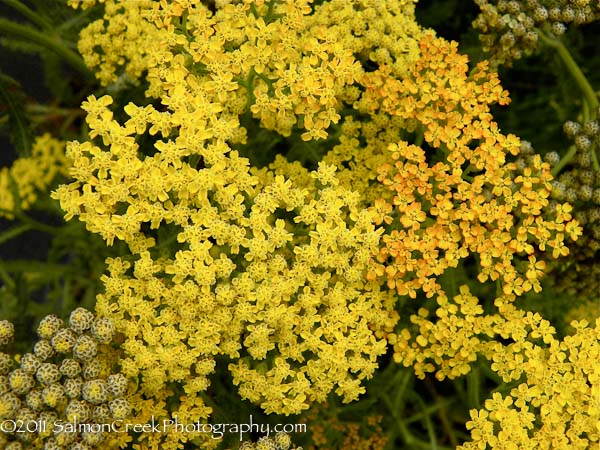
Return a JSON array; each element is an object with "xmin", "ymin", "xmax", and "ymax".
[
  {"xmin": 391, "ymin": 286, "xmax": 599, "ymax": 448},
  {"xmin": 459, "ymin": 318, "xmax": 599, "ymax": 450},
  {"xmin": 49, "ymin": 3, "xmax": 440, "ymax": 447},
  {"xmin": 46, "ymin": 1, "xmax": 594, "ymax": 449},
  {"xmin": 0, "ymin": 134, "xmax": 69, "ymax": 219},
  {"xmin": 71, "ymin": 0, "xmax": 428, "ymax": 143},
  {"xmin": 362, "ymin": 35, "xmax": 581, "ymax": 299}
]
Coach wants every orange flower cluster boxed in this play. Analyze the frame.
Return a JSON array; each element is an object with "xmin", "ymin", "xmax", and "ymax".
[{"xmin": 363, "ymin": 35, "xmax": 581, "ymax": 299}]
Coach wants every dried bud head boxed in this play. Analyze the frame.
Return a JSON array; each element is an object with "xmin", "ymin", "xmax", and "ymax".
[
  {"xmin": 63, "ymin": 377, "xmax": 83, "ymax": 399},
  {"xmin": 0, "ymin": 352, "xmax": 13, "ymax": 375},
  {"xmin": 583, "ymin": 120, "xmax": 599, "ymax": 137},
  {"xmin": 91, "ymin": 318, "xmax": 115, "ymax": 344},
  {"xmin": 65, "ymin": 399, "xmax": 91, "ymax": 423},
  {"xmin": 36, "ymin": 363, "xmax": 61, "ymax": 386},
  {"xmin": 69, "ymin": 308, "xmax": 95, "ymax": 333},
  {"xmin": 51, "ymin": 329, "xmax": 77, "ymax": 354},
  {"xmin": 548, "ymin": 7, "xmax": 562, "ymax": 20},
  {"xmin": 37, "ymin": 315, "xmax": 63, "ymax": 340},
  {"xmin": 8, "ymin": 369, "xmax": 34, "ymax": 395},
  {"xmin": 562, "ymin": 6, "xmax": 575, "ymax": 21},
  {"xmin": 0, "ymin": 321, "xmax": 14, "ymax": 345},
  {"xmin": 0, "ymin": 392, "xmax": 21, "ymax": 418},
  {"xmin": 82, "ymin": 360, "xmax": 102, "ymax": 380},
  {"xmin": 544, "ymin": 151, "xmax": 560, "ymax": 165},
  {"xmin": 106, "ymin": 373, "xmax": 128, "ymax": 398},
  {"xmin": 20, "ymin": 354, "xmax": 42, "ymax": 376},
  {"xmin": 551, "ymin": 21, "xmax": 567, "ymax": 35},
  {"xmin": 576, "ymin": 151, "xmax": 592, "ymax": 167},
  {"xmin": 580, "ymin": 170, "xmax": 595, "ymax": 186},
  {"xmin": 41, "ymin": 383, "xmax": 65, "ymax": 408},
  {"xmin": 108, "ymin": 397, "xmax": 131, "ymax": 419},
  {"xmin": 580, "ymin": 185, "xmax": 593, "ymax": 201},
  {"xmin": 575, "ymin": 135, "xmax": 592, "ymax": 151},
  {"xmin": 500, "ymin": 32, "xmax": 516, "ymax": 47},
  {"xmin": 563, "ymin": 121, "xmax": 581, "ymax": 138},
  {"xmin": 25, "ymin": 388, "xmax": 45, "ymax": 411},
  {"xmin": 507, "ymin": 1, "xmax": 521, "ymax": 14},
  {"xmin": 33, "ymin": 340, "xmax": 55, "ymax": 361},
  {"xmin": 59, "ymin": 359, "xmax": 81, "ymax": 378},
  {"xmin": 533, "ymin": 6, "xmax": 548, "ymax": 22},
  {"xmin": 73, "ymin": 335, "xmax": 98, "ymax": 362},
  {"xmin": 551, "ymin": 181, "xmax": 567, "ymax": 199},
  {"xmin": 82, "ymin": 379, "xmax": 108, "ymax": 404}
]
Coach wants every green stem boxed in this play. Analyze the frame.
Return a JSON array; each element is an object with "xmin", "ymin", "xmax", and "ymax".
[
  {"xmin": 551, "ymin": 144, "xmax": 577, "ymax": 177},
  {"xmin": 414, "ymin": 125, "xmax": 424, "ymax": 147},
  {"xmin": 539, "ymin": 31, "xmax": 598, "ymax": 116},
  {"xmin": 0, "ymin": 207, "xmax": 62, "ymax": 234},
  {"xmin": 180, "ymin": 10, "xmax": 191, "ymax": 39},
  {"xmin": 0, "ymin": 18, "xmax": 93, "ymax": 79},
  {"xmin": 467, "ymin": 366, "xmax": 481, "ymax": 409},
  {"xmin": 26, "ymin": 104, "xmax": 84, "ymax": 116},
  {"xmin": 423, "ymin": 379, "xmax": 459, "ymax": 448},
  {"xmin": 0, "ymin": 264, "xmax": 16, "ymax": 289},
  {"xmin": 591, "ymin": 144, "xmax": 600, "ymax": 171},
  {"xmin": 410, "ymin": 392, "xmax": 439, "ymax": 450},
  {"xmin": 1, "ymin": 0, "xmax": 53, "ymax": 32},
  {"xmin": 0, "ymin": 223, "xmax": 33, "ymax": 246}
]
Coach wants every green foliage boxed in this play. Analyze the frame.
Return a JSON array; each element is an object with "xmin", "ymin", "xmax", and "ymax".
[
  {"xmin": 0, "ymin": 1, "xmax": 598, "ymax": 449},
  {"xmin": 0, "ymin": 71, "xmax": 32, "ymax": 155}
]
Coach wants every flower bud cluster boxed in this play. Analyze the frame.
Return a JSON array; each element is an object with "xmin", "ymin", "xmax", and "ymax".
[
  {"xmin": 544, "ymin": 116, "xmax": 600, "ymax": 298},
  {"xmin": 0, "ymin": 309, "xmax": 129, "ymax": 450},
  {"xmin": 473, "ymin": 0, "xmax": 600, "ymax": 66},
  {"xmin": 233, "ymin": 432, "xmax": 299, "ymax": 450}
]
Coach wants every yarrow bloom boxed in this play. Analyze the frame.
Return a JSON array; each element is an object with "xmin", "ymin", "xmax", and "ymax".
[
  {"xmin": 0, "ymin": 134, "xmax": 69, "ymax": 219},
  {"xmin": 33, "ymin": 1, "xmax": 592, "ymax": 449}
]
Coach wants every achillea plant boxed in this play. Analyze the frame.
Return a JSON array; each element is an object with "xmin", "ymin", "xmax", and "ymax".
[
  {"xmin": 0, "ymin": 0, "xmax": 597, "ymax": 449},
  {"xmin": 51, "ymin": 1, "xmax": 419, "ymax": 447}
]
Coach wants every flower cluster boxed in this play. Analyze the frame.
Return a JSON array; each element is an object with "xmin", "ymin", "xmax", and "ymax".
[
  {"xmin": 459, "ymin": 318, "xmax": 599, "ymax": 450},
  {"xmin": 36, "ymin": 1, "xmax": 596, "ymax": 449},
  {"xmin": 70, "ymin": 0, "xmax": 359, "ymax": 141},
  {"xmin": 49, "ymin": 6, "xmax": 424, "ymax": 450},
  {"xmin": 392, "ymin": 286, "xmax": 599, "ymax": 450},
  {"xmin": 473, "ymin": 0, "xmax": 600, "ymax": 66},
  {"xmin": 0, "ymin": 309, "xmax": 130, "ymax": 450},
  {"xmin": 362, "ymin": 35, "xmax": 580, "ymax": 300},
  {"xmin": 0, "ymin": 134, "xmax": 69, "ymax": 219}
]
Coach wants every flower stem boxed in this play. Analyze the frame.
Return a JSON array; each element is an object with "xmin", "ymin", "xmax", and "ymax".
[
  {"xmin": 551, "ymin": 144, "xmax": 577, "ymax": 177},
  {"xmin": 538, "ymin": 31, "xmax": 598, "ymax": 117},
  {"xmin": 0, "ymin": 18, "xmax": 93, "ymax": 79},
  {"xmin": 1, "ymin": 0, "xmax": 53, "ymax": 32}
]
